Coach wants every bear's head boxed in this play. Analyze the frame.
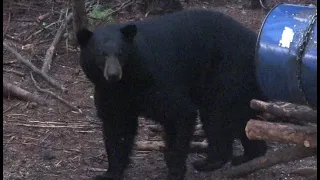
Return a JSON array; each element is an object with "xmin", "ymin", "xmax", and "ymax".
[{"xmin": 76, "ymin": 24, "xmax": 137, "ymax": 83}]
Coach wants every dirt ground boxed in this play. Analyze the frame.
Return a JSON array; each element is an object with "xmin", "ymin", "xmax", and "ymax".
[{"xmin": 3, "ymin": 0, "xmax": 317, "ymax": 180}]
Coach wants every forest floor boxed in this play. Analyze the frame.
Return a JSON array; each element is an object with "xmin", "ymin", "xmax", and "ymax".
[{"xmin": 3, "ymin": 0, "xmax": 317, "ymax": 179}]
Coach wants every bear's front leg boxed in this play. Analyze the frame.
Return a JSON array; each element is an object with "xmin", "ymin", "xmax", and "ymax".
[
  {"xmin": 163, "ymin": 109, "xmax": 197, "ymax": 180},
  {"xmin": 95, "ymin": 114, "xmax": 138, "ymax": 180}
]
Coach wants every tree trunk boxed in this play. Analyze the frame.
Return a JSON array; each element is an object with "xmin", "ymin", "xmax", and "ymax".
[{"xmin": 71, "ymin": 0, "xmax": 87, "ymax": 46}]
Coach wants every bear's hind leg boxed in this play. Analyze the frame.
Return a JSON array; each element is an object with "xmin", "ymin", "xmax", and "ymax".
[
  {"xmin": 192, "ymin": 106, "xmax": 234, "ymax": 172},
  {"xmin": 231, "ymin": 129, "xmax": 267, "ymax": 166}
]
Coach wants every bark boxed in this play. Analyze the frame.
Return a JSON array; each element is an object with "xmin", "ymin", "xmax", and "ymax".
[
  {"xmin": 250, "ymin": 99, "xmax": 317, "ymax": 124},
  {"xmin": 246, "ymin": 119, "xmax": 317, "ymax": 148}
]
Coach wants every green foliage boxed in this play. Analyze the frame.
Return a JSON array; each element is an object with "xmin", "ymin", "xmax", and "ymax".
[{"xmin": 89, "ymin": 4, "xmax": 114, "ymax": 25}]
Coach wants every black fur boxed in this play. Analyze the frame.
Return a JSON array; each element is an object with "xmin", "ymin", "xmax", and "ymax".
[{"xmin": 77, "ymin": 9, "xmax": 267, "ymax": 180}]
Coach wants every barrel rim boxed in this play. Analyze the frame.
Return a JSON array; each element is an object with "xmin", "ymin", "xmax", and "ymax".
[{"xmin": 254, "ymin": 3, "xmax": 284, "ymax": 69}]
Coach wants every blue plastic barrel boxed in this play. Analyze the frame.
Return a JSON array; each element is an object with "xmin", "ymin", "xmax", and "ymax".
[{"xmin": 255, "ymin": 3, "xmax": 317, "ymax": 108}]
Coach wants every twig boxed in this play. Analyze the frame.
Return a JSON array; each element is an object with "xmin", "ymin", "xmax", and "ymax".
[
  {"xmin": 32, "ymin": 17, "xmax": 53, "ymax": 36},
  {"xmin": 41, "ymin": 12, "xmax": 73, "ymax": 73},
  {"xmin": 76, "ymin": 130, "xmax": 96, "ymax": 133},
  {"xmin": 26, "ymin": 120, "xmax": 74, "ymax": 124},
  {"xmin": 3, "ymin": 81, "xmax": 48, "ymax": 105},
  {"xmin": 6, "ymin": 114, "xmax": 30, "ymax": 118},
  {"xmin": 3, "ymin": 68, "xmax": 25, "ymax": 76},
  {"xmin": 30, "ymin": 73, "xmax": 81, "ymax": 113},
  {"xmin": 25, "ymin": 21, "xmax": 60, "ymax": 42},
  {"xmin": 87, "ymin": 167, "xmax": 108, "ymax": 172},
  {"xmin": 6, "ymin": 123, "xmax": 99, "ymax": 129},
  {"xmin": 4, "ymin": 34, "xmax": 23, "ymax": 43},
  {"xmin": 4, "ymin": 12, "xmax": 11, "ymax": 35},
  {"xmin": 3, "ymin": 42, "xmax": 66, "ymax": 92},
  {"xmin": 37, "ymin": 12, "xmax": 52, "ymax": 22},
  {"xmin": 7, "ymin": 119, "xmax": 97, "ymax": 127},
  {"xmin": 3, "ymin": 60, "xmax": 17, "ymax": 65},
  {"xmin": 4, "ymin": 136, "xmax": 15, "ymax": 148},
  {"xmin": 3, "ymin": 102, "xmax": 21, "ymax": 114}
]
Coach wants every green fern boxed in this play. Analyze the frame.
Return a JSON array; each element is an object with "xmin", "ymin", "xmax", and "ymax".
[{"xmin": 89, "ymin": 4, "xmax": 115, "ymax": 25}]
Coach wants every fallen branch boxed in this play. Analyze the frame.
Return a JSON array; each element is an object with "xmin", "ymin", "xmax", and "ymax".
[
  {"xmin": 3, "ymin": 81, "xmax": 48, "ymax": 105},
  {"xmin": 42, "ymin": 13, "xmax": 73, "ymax": 73},
  {"xmin": 87, "ymin": 167, "xmax": 108, "ymax": 172},
  {"xmin": 3, "ymin": 42, "xmax": 66, "ymax": 92},
  {"xmin": 3, "ymin": 68, "xmax": 25, "ymax": 76},
  {"xmin": 30, "ymin": 73, "xmax": 81, "ymax": 113},
  {"xmin": 246, "ymin": 119, "xmax": 317, "ymax": 148},
  {"xmin": 134, "ymin": 140, "xmax": 207, "ymax": 153},
  {"xmin": 222, "ymin": 145, "xmax": 316, "ymax": 178},
  {"xmin": 147, "ymin": 125, "xmax": 205, "ymax": 142},
  {"xmin": 147, "ymin": 124, "xmax": 203, "ymax": 132},
  {"xmin": 250, "ymin": 99, "xmax": 317, "ymax": 124}
]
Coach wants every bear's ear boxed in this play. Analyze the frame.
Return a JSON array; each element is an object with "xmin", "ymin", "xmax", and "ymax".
[
  {"xmin": 120, "ymin": 24, "xmax": 137, "ymax": 42},
  {"xmin": 76, "ymin": 29, "xmax": 93, "ymax": 48}
]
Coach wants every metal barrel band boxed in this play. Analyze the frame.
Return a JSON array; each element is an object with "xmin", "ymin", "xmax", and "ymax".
[{"xmin": 295, "ymin": 13, "xmax": 317, "ymax": 107}]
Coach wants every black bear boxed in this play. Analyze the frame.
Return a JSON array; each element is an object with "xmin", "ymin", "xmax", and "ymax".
[{"xmin": 76, "ymin": 9, "xmax": 267, "ymax": 180}]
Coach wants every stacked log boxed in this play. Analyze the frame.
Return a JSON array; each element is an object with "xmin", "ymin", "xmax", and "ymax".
[{"xmin": 223, "ymin": 99, "xmax": 317, "ymax": 179}]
